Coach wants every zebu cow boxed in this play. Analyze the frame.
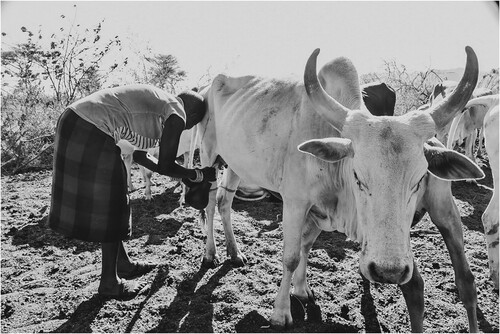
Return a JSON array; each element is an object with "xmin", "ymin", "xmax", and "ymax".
[
  {"xmin": 197, "ymin": 47, "xmax": 482, "ymax": 332},
  {"xmin": 447, "ymin": 88, "xmax": 494, "ymax": 161},
  {"xmin": 232, "ymin": 82, "xmax": 397, "ymax": 202},
  {"xmin": 420, "ymin": 80, "xmax": 492, "ymax": 159},
  {"xmin": 463, "ymin": 95, "xmax": 499, "ymax": 289},
  {"xmin": 361, "ymin": 82, "xmax": 396, "ymax": 116}
]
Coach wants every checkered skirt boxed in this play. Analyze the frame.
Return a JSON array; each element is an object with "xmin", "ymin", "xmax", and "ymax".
[{"xmin": 48, "ymin": 109, "xmax": 131, "ymax": 242}]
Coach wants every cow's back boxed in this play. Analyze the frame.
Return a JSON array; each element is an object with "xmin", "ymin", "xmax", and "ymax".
[{"xmin": 206, "ymin": 74, "xmax": 338, "ymax": 195}]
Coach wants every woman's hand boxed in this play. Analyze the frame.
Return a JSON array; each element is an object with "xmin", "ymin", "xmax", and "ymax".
[{"xmin": 200, "ymin": 167, "xmax": 217, "ymax": 182}]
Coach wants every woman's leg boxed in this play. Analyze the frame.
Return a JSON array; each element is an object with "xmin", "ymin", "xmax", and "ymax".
[
  {"xmin": 98, "ymin": 242, "xmax": 120, "ymax": 294},
  {"xmin": 98, "ymin": 241, "xmax": 149, "ymax": 297},
  {"xmin": 116, "ymin": 241, "xmax": 157, "ymax": 279}
]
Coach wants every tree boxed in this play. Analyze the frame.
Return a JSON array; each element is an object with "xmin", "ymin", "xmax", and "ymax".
[
  {"xmin": 479, "ymin": 68, "xmax": 499, "ymax": 94},
  {"xmin": 33, "ymin": 19, "xmax": 123, "ymax": 105},
  {"xmin": 2, "ymin": 9, "xmax": 124, "ymax": 107},
  {"xmin": 144, "ymin": 54, "xmax": 186, "ymax": 93},
  {"xmin": 1, "ymin": 7, "xmax": 125, "ymax": 173}
]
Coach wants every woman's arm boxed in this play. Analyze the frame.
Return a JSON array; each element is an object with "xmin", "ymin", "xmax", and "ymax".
[
  {"xmin": 133, "ymin": 114, "xmax": 215, "ymax": 181},
  {"xmin": 157, "ymin": 115, "xmax": 198, "ymax": 179}
]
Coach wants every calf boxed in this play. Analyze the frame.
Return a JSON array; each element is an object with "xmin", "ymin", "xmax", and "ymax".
[{"xmin": 447, "ymin": 88, "xmax": 493, "ymax": 162}]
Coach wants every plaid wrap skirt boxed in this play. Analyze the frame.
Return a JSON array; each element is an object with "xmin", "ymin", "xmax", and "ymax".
[{"xmin": 48, "ymin": 109, "xmax": 131, "ymax": 242}]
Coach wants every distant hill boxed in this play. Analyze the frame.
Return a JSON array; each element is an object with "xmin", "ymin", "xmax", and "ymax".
[{"xmin": 434, "ymin": 68, "xmax": 467, "ymax": 82}]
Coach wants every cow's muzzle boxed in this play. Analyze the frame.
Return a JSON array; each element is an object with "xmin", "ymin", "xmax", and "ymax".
[{"xmin": 363, "ymin": 261, "xmax": 413, "ymax": 284}]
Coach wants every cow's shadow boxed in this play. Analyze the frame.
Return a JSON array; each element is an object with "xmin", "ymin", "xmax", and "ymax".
[
  {"xmin": 313, "ymin": 231, "xmax": 360, "ymax": 262},
  {"xmin": 51, "ymin": 294, "xmax": 106, "ymax": 333},
  {"xmin": 148, "ymin": 263, "xmax": 233, "ymax": 333},
  {"xmin": 8, "ymin": 215, "xmax": 100, "ymax": 254},
  {"xmin": 451, "ymin": 163, "xmax": 493, "ymax": 233},
  {"xmin": 234, "ymin": 307, "xmax": 360, "ymax": 333},
  {"xmin": 232, "ymin": 197, "xmax": 283, "ymax": 224}
]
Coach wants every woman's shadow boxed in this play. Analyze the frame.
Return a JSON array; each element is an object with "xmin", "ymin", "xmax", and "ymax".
[{"xmin": 52, "ymin": 265, "xmax": 170, "ymax": 333}]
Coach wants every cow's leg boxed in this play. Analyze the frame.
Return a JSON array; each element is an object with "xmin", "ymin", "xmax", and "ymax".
[
  {"xmin": 477, "ymin": 127, "xmax": 485, "ymax": 157},
  {"xmin": 292, "ymin": 215, "xmax": 321, "ymax": 302},
  {"xmin": 202, "ymin": 179, "xmax": 219, "ymax": 268},
  {"xmin": 483, "ymin": 115, "xmax": 499, "ymax": 289},
  {"xmin": 179, "ymin": 152, "xmax": 190, "ymax": 205},
  {"xmin": 424, "ymin": 179, "xmax": 479, "ymax": 333},
  {"xmin": 139, "ymin": 165, "xmax": 154, "ymax": 200},
  {"xmin": 270, "ymin": 200, "xmax": 307, "ymax": 329},
  {"xmin": 116, "ymin": 140, "xmax": 136, "ymax": 192},
  {"xmin": 464, "ymin": 131, "xmax": 477, "ymax": 162},
  {"xmin": 196, "ymin": 111, "xmax": 221, "ymax": 267},
  {"xmin": 216, "ymin": 167, "xmax": 247, "ymax": 266},
  {"xmin": 399, "ymin": 261, "xmax": 424, "ymax": 333},
  {"xmin": 482, "ymin": 197, "xmax": 499, "ymax": 290},
  {"xmin": 122, "ymin": 153, "xmax": 135, "ymax": 192}
]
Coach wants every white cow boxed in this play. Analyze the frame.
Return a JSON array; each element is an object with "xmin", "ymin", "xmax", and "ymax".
[
  {"xmin": 464, "ymin": 95, "xmax": 499, "ymax": 289},
  {"xmin": 117, "ymin": 127, "xmax": 198, "ymax": 200},
  {"xmin": 422, "ymin": 80, "xmax": 492, "ymax": 160},
  {"xmin": 196, "ymin": 47, "xmax": 482, "ymax": 331},
  {"xmin": 447, "ymin": 88, "xmax": 493, "ymax": 161}
]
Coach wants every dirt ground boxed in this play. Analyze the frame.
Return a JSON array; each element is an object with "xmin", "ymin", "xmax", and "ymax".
[{"xmin": 1, "ymin": 157, "xmax": 499, "ymax": 333}]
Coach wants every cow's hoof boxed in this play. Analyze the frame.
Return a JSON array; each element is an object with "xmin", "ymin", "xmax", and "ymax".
[
  {"xmin": 290, "ymin": 293, "xmax": 321, "ymax": 323},
  {"xmin": 269, "ymin": 312, "xmax": 293, "ymax": 330},
  {"xmin": 290, "ymin": 294, "xmax": 306, "ymax": 323},
  {"xmin": 201, "ymin": 256, "xmax": 220, "ymax": 269},
  {"xmin": 230, "ymin": 254, "xmax": 248, "ymax": 267}
]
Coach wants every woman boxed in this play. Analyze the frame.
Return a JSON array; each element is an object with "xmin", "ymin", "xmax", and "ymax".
[{"xmin": 48, "ymin": 84, "xmax": 216, "ymax": 299}]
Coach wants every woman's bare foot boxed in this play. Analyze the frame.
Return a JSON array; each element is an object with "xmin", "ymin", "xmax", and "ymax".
[{"xmin": 98, "ymin": 278, "xmax": 148, "ymax": 300}]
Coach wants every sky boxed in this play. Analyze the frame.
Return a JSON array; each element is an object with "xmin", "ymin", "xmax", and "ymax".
[{"xmin": 1, "ymin": 1, "xmax": 499, "ymax": 89}]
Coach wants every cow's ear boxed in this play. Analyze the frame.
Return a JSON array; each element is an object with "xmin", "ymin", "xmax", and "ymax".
[
  {"xmin": 298, "ymin": 138, "xmax": 354, "ymax": 163},
  {"xmin": 424, "ymin": 143, "xmax": 485, "ymax": 180}
]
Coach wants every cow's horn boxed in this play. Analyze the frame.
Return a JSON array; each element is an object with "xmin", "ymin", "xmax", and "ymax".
[
  {"xmin": 429, "ymin": 46, "xmax": 479, "ymax": 131},
  {"xmin": 304, "ymin": 48, "xmax": 351, "ymax": 133}
]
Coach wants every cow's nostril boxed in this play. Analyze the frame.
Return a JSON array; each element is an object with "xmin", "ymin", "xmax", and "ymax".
[
  {"xmin": 398, "ymin": 264, "xmax": 412, "ymax": 284},
  {"xmin": 402, "ymin": 265, "xmax": 410, "ymax": 280},
  {"xmin": 368, "ymin": 262, "xmax": 382, "ymax": 282}
]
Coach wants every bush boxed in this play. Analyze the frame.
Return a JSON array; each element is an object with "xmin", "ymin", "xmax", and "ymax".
[{"xmin": 1, "ymin": 93, "xmax": 62, "ymax": 174}]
